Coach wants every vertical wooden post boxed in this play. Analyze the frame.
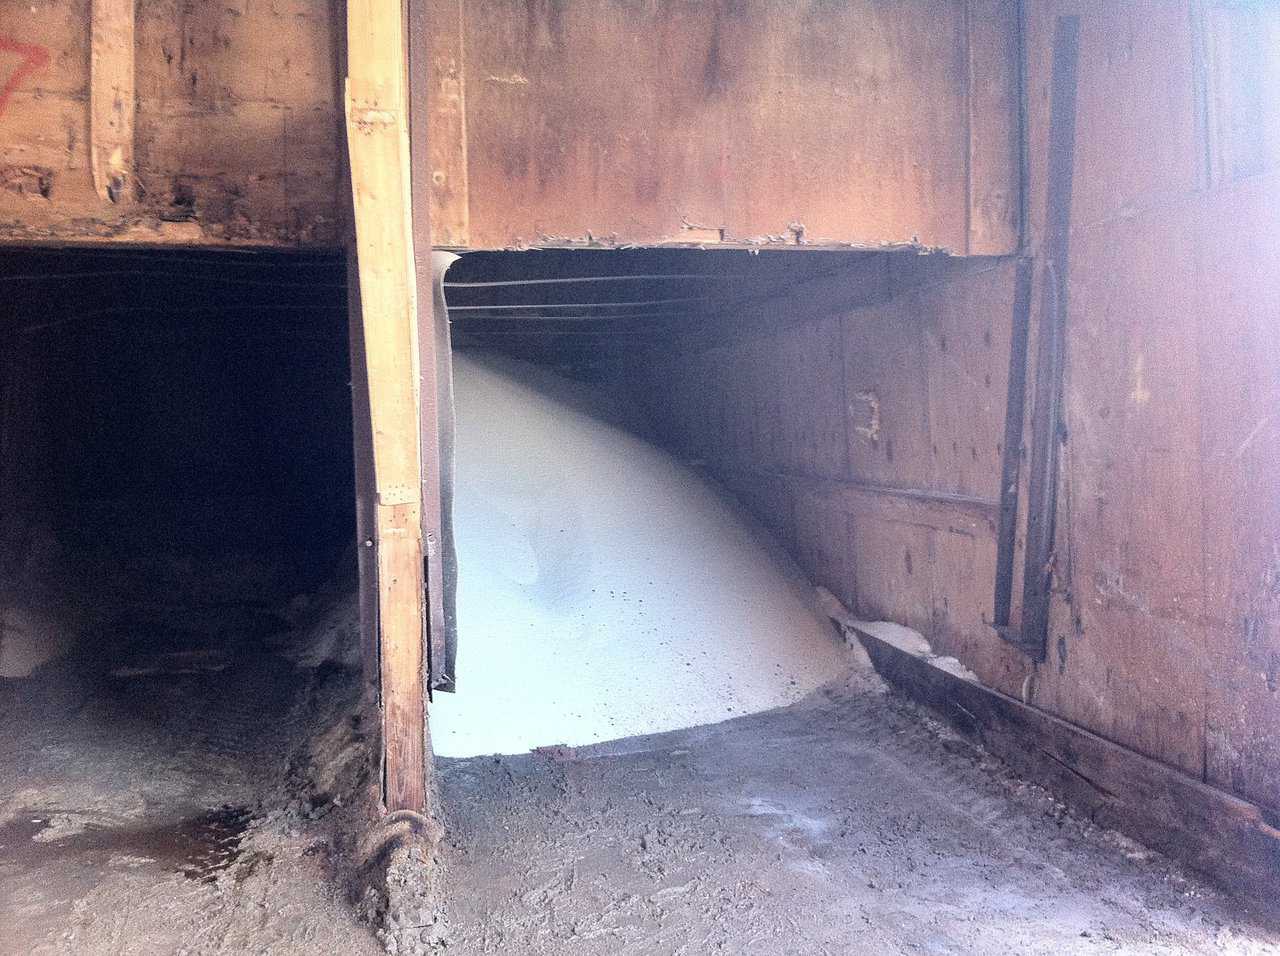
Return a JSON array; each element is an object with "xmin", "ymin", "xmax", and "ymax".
[
  {"xmin": 89, "ymin": 0, "xmax": 135, "ymax": 204},
  {"xmin": 345, "ymin": 0, "xmax": 429, "ymax": 811}
]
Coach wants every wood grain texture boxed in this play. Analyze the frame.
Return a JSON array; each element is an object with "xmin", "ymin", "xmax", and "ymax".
[
  {"xmin": 408, "ymin": 0, "xmax": 453, "ymax": 692},
  {"xmin": 0, "ymin": 0, "xmax": 343, "ymax": 245},
  {"xmin": 3, "ymin": 0, "xmax": 1020, "ymax": 251},
  {"xmin": 346, "ymin": 0, "xmax": 429, "ymax": 812},
  {"xmin": 431, "ymin": 0, "xmax": 1018, "ymax": 253},
  {"xmin": 632, "ymin": 2, "xmax": 1280, "ymax": 826},
  {"xmin": 965, "ymin": 0, "xmax": 1022, "ymax": 253},
  {"xmin": 89, "ymin": 0, "xmax": 134, "ymax": 204},
  {"xmin": 419, "ymin": 0, "xmax": 468, "ymax": 247},
  {"xmin": 1194, "ymin": 170, "xmax": 1280, "ymax": 813},
  {"xmin": 346, "ymin": 246, "xmax": 380, "ymax": 697}
]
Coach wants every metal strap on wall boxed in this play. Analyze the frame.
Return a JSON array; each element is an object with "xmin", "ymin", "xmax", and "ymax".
[{"xmin": 995, "ymin": 15, "xmax": 1080, "ymax": 662}]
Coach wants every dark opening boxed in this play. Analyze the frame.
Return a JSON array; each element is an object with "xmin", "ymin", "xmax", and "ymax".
[{"xmin": 0, "ymin": 248, "xmax": 361, "ymax": 865}]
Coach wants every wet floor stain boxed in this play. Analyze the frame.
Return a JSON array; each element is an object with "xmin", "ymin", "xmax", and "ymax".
[{"xmin": 0, "ymin": 805, "xmax": 255, "ymax": 883}]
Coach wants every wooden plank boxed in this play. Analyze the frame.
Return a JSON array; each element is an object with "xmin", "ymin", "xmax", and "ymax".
[
  {"xmin": 446, "ymin": 0, "xmax": 993, "ymax": 251},
  {"xmin": 842, "ymin": 292, "xmax": 935, "ymax": 491},
  {"xmin": 345, "ymin": 0, "xmax": 429, "ymax": 812},
  {"xmin": 918, "ymin": 258, "xmax": 1016, "ymax": 500},
  {"xmin": 792, "ymin": 492, "xmax": 857, "ymax": 611},
  {"xmin": 419, "ymin": 0, "xmax": 468, "ymax": 247},
  {"xmin": 1, "ymin": 0, "xmax": 341, "ymax": 247},
  {"xmin": 854, "ymin": 625, "xmax": 1280, "ymax": 905},
  {"xmin": 89, "ymin": 0, "xmax": 135, "ymax": 204},
  {"xmin": 992, "ymin": 258, "xmax": 1033, "ymax": 627},
  {"xmin": 1039, "ymin": 195, "xmax": 1210, "ymax": 779},
  {"xmin": 1194, "ymin": 172, "xmax": 1280, "ymax": 812},
  {"xmin": 1023, "ymin": 1, "xmax": 1199, "ymax": 242},
  {"xmin": 770, "ymin": 471, "xmax": 999, "ymax": 534},
  {"xmin": 849, "ymin": 519, "xmax": 936, "ymax": 639},
  {"xmin": 965, "ymin": 0, "xmax": 1021, "ymax": 254}
]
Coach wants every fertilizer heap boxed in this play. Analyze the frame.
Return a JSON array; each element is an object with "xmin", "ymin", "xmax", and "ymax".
[{"xmin": 431, "ymin": 352, "xmax": 852, "ymax": 758}]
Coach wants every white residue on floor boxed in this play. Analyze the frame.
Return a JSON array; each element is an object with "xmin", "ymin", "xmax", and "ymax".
[{"xmin": 429, "ymin": 352, "xmax": 851, "ymax": 758}]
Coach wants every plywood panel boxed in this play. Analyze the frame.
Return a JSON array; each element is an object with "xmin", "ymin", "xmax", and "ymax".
[
  {"xmin": 850, "ymin": 515, "xmax": 935, "ymax": 638},
  {"xmin": 792, "ymin": 490, "xmax": 856, "ymax": 611},
  {"xmin": 1024, "ymin": 1, "xmax": 1200, "ymax": 239},
  {"xmin": 449, "ymin": 0, "xmax": 1015, "ymax": 253},
  {"xmin": 919, "ymin": 260, "xmax": 1015, "ymax": 499},
  {"xmin": 0, "ymin": 0, "xmax": 342, "ymax": 245},
  {"xmin": 842, "ymin": 295, "xmax": 934, "ymax": 491},
  {"xmin": 1029, "ymin": 196, "xmax": 1209, "ymax": 777},
  {"xmin": 928, "ymin": 524, "xmax": 1029, "ymax": 689},
  {"xmin": 1195, "ymin": 173, "xmax": 1280, "ymax": 811}
]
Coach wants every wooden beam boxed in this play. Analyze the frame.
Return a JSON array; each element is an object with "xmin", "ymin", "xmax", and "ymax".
[
  {"xmin": 852, "ymin": 624, "xmax": 1280, "ymax": 905},
  {"xmin": 89, "ymin": 0, "xmax": 135, "ymax": 204},
  {"xmin": 418, "ymin": 0, "xmax": 469, "ymax": 248},
  {"xmin": 345, "ymin": 0, "xmax": 429, "ymax": 812}
]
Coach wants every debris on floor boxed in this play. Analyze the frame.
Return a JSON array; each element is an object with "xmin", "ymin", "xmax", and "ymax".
[
  {"xmin": 0, "ymin": 545, "xmax": 385, "ymax": 956},
  {"xmin": 433, "ymin": 673, "xmax": 1280, "ymax": 955}
]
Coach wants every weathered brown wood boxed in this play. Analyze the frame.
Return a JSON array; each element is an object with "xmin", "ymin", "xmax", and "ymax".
[
  {"xmin": 722, "ymin": 469, "xmax": 1000, "ymax": 534},
  {"xmin": 853, "ymin": 624, "xmax": 1280, "ymax": 905},
  {"xmin": 992, "ymin": 258, "xmax": 1033, "ymax": 628},
  {"xmin": 5, "ymin": 0, "xmax": 1023, "ymax": 252},
  {"xmin": 440, "ymin": 0, "xmax": 1018, "ymax": 253},
  {"xmin": 842, "ymin": 291, "xmax": 936, "ymax": 491},
  {"xmin": 346, "ymin": 0, "xmax": 429, "ymax": 812},
  {"xmin": 965, "ymin": 0, "xmax": 1021, "ymax": 254},
  {"xmin": 421, "ymin": 0, "xmax": 468, "ymax": 248},
  {"xmin": 1, "ymin": 0, "xmax": 342, "ymax": 246},
  {"xmin": 1196, "ymin": 172, "xmax": 1280, "ymax": 812},
  {"xmin": 89, "ymin": 0, "xmax": 134, "ymax": 204},
  {"xmin": 1017, "ymin": 14, "xmax": 1079, "ymax": 665}
]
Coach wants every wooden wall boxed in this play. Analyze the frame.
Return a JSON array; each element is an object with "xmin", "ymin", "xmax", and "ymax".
[
  {"xmin": 0, "ymin": 0, "xmax": 343, "ymax": 246},
  {"xmin": 1027, "ymin": 0, "xmax": 1280, "ymax": 812},
  {"xmin": 636, "ymin": 0, "xmax": 1280, "ymax": 817},
  {"xmin": 631, "ymin": 251, "xmax": 1020, "ymax": 695},
  {"xmin": 2, "ymin": 0, "xmax": 1018, "ymax": 253},
  {"xmin": 426, "ymin": 0, "xmax": 1020, "ymax": 254}
]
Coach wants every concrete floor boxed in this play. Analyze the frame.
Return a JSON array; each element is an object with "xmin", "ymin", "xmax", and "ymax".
[
  {"xmin": 3, "ymin": 619, "xmax": 1278, "ymax": 954},
  {"xmin": 0, "ymin": 551, "xmax": 382, "ymax": 956},
  {"xmin": 437, "ymin": 672, "xmax": 1280, "ymax": 955}
]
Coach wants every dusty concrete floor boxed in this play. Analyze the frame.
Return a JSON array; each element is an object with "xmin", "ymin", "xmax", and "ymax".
[
  {"xmin": 436, "ymin": 671, "xmax": 1280, "ymax": 956},
  {"xmin": 0, "ymin": 551, "xmax": 383, "ymax": 956},
  {"xmin": 3, "ymin": 552, "xmax": 1278, "ymax": 955}
]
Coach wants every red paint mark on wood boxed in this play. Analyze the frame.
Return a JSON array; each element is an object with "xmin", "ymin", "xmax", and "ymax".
[{"xmin": 0, "ymin": 38, "xmax": 51, "ymax": 116}]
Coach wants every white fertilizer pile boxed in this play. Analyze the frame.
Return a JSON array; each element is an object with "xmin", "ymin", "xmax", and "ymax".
[{"xmin": 430, "ymin": 352, "xmax": 851, "ymax": 758}]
